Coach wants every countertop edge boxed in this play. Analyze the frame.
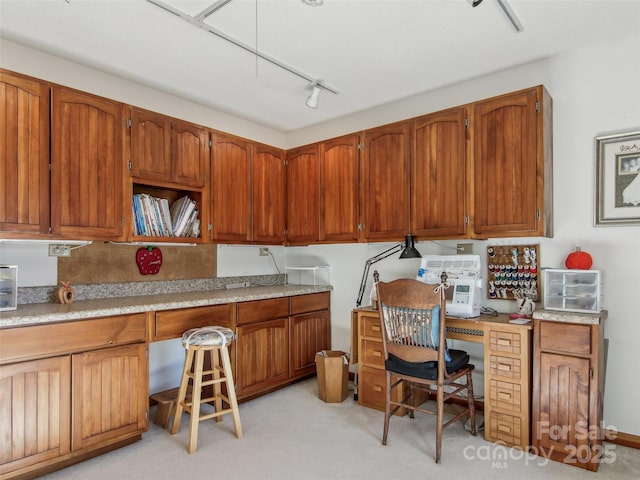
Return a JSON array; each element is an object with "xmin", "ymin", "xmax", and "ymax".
[
  {"xmin": 532, "ymin": 309, "xmax": 607, "ymax": 325},
  {"xmin": 0, "ymin": 285, "xmax": 333, "ymax": 329}
]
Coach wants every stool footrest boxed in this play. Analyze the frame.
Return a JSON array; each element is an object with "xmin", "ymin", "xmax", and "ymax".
[{"xmin": 197, "ymin": 408, "xmax": 234, "ymax": 422}]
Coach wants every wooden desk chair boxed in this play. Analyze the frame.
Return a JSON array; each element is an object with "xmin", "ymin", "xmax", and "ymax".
[{"xmin": 377, "ymin": 276, "xmax": 477, "ymax": 463}]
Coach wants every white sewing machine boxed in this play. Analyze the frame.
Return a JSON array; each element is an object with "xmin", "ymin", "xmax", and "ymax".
[{"xmin": 416, "ymin": 254, "xmax": 483, "ymax": 318}]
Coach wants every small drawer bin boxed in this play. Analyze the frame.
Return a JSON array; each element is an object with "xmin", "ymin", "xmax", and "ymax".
[
  {"xmin": 0, "ymin": 265, "xmax": 17, "ymax": 311},
  {"xmin": 543, "ymin": 269, "xmax": 603, "ymax": 313}
]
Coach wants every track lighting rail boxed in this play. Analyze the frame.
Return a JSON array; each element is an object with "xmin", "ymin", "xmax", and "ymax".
[{"xmin": 146, "ymin": 0, "xmax": 339, "ymax": 95}]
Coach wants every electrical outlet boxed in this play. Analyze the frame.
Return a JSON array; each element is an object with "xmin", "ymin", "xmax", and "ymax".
[
  {"xmin": 259, "ymin": 247, "xmax": 270, "ymax": 256},
  {"xmin": 457, "ymin": 243, "xmax": 473, "ymax": 255},
  {"xmin": 49, "ymin": 244, "xmax": 71, "ymax": 257}
]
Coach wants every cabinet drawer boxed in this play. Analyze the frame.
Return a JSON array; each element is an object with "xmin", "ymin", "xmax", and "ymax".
[
  {"xmin": 489, "ymin": 330, "xmax": 522, "ymax": 355},
  {"xmin": 359, "ymin": 365, "xmax": 387, "ymax": 410},
  {"xmin": 489, "ymin": 379, "xmax": 522, "ymax": 413},
  {"xmin": 153, "ymin": 304, "xmax": 234, "ymax": 342},
  {"xmin": 290, "ymin": 292, "xmax": 330, "ymax": 315},
  {"xmin": 361, "ymin": 315, "xmax": 383, "ymax": 339},
  {"xmin": 538, "ymin": 321, "xmax": 591, "ymax": 355},
  {"xmin": 489, "ymin": 355, "xmax": 522, "ymax": 380},
  {"xmin": 0, "ymin": 314, "xmax": 147, "ymax": 364},
  {"xmin": 488, "ymin": 411, "xmax": 523, "ymax": 446},
  {"xmin": 237, "ymin": 297, "xmax": 289, "ymax": 325},
  {"xmin": 361, "ymin": 339, "xmax": 385, "ymax": 366}
]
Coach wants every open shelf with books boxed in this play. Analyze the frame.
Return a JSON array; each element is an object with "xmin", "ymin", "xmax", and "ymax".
[{"xmin": 129, "ymin": 183, "xmax": 206, "ymax": 243}]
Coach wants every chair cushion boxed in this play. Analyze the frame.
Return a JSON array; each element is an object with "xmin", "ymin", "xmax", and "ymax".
[
  {"xmin": 181, "ymin": 326, "xmax": 235, "ymax": 348},
  {"xmin": 428, "ymin": 305, "xmax": 452, "ymax": 362},
  {"xmin": 385, "ymin": 349, "xmax": 470, "ymax": 380}
]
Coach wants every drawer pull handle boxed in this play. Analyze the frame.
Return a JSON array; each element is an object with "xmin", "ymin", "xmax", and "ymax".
[
  {"xmin": 373, "ymin": 385, "xmax": 383, "ymax": 392},
  {"xmin": 498, "ymin": 363, "xmax": 512, "ymax": 371},
  {"xmin": 498, "ymin": 391, "xmax": 512, "ymax": 400},
  {"xmin": 497, "ymin": 338, "xmax": 512, "ymax": 346},
  {"xmin": 498, "ymin": 423, "xmax": 513, "ymax": 433},
  {"xmin": 371, "ymin": 324, "xmax": 381, "ymax": 332},
  {"xmin": 373, "ymin": 350, "xmax": 382, "ymax": 357}
]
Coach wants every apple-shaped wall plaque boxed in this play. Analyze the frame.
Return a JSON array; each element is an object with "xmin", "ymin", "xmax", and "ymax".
[{"xmin": 136, "ymin": 246, "xmax": 163, "ymax": 275}]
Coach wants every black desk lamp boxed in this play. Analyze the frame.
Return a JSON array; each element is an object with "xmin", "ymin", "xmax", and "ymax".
[{"xmin": 355, "ymin": 234, "xmax": 421, "ymax": 307}]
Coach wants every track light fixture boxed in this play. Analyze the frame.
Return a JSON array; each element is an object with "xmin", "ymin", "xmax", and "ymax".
[{"xmin": 306, "ymin": 84, "xmax": 321, "ymax": 109}]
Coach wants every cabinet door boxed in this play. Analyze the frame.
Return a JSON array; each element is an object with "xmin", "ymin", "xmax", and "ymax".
[
  {"xmin": 71, "ymin": 343, "xmax": 147, "ymax": 450},
  {"xmin": 536, "ymin": 352, "xmax": 591, "ymax": 464},
  {"xmin": 0, "ymin": 356, "xmax": 71, "ymax": 472},
  {"xmin": 0, "ymin": 70, "xmax": 50, "ymax": 236},
  {"xmin": 210, "ymin": 132, "xmax": 251, "ymax": 242},
  {"xmin": 411, "ymin": 107, "xmax": 468, "ymax": 238},
  {"xmin": 361, "ymin": 121, "xmax": 411, "ymax": 242},
  {"xmin": 170, "ymin": 119, "xmax": 207, "ymax": 188},
  {"xmin": 286, "ymin": 144, "xmax": 320, "ymax": 244},
  {"xmin": 290, "ymin": 310, "xmax": 331, "ymax": 378},
  {"xmin": 236, "ymin": 318, "xmax": 289, "ymax": 399},
  {"xmin": 252, "ymin": 143, "xmax": 285, "ymax": 244},
  {"xmin": 51, "ymin": 86, "xmax": 124, "ymax": 239},
  {"xmin": 472, "ymin": 86, "xmax": 552, "ymax": 237},
  {"xmin": 129, "ymin": 107, "xmax": 171, "ymax": 183},
  {"xmin": 320, "ymin": 134, "xmax": 359, "ymax": 242}
]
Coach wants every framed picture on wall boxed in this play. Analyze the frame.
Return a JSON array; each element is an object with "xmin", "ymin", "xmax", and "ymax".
[{"xmin": 595, "ymin": 130, "xmax": 640, "ymax": 226}]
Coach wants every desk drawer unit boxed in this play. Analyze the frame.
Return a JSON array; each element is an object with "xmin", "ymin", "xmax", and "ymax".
[{"xmin": 484, "ymin": 325, "xmax": 532, "ymax": 449}]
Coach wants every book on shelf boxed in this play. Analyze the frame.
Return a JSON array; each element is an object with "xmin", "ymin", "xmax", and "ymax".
[
  {"xmin": 133, "ymin": 193, "xmax": 199, "ymax": 238},
  {"xmin": 170, "ymin": 195, "xmax": 197, "ymax": 237}
]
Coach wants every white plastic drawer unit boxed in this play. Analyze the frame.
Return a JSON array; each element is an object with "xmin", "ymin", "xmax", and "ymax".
[
  {"xmin": 0, "ymin": 265, "xmax": 18, "ymax": 311},
  {"xmin": 542, "ymin": 269, "xmax": 603, "ymax": 314}
]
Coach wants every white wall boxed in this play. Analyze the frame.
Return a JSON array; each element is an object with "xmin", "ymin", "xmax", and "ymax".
[{"xmin": 2, "ymin": 33, "xmax": 639, "ymax": 436}]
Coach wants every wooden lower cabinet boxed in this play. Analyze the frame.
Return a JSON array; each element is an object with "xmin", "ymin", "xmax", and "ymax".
[
  {"xmin": 72, "ymin": 343, "xmax": 148, "ymax": 450},
  {"xmin": 0, "ymin": 356, "xmax": 71, "ymax": 475},
  {"xmin": 235, "ymin": 292, "xmax": 331, "ymax": 400},
  {"xmin": 236, "ymin": 318, "xmax": 290, "ymax": 399},
  {"xmin": 290, "ymin": 293, "xmax": 331, "ymax": 379},
  {"xmin": 0, "ymin": 314, "xmax": 148, "ymax": 480},
  {"xmin": 532, "ymin": 312, "xmax": 607, "ymax": 472}
]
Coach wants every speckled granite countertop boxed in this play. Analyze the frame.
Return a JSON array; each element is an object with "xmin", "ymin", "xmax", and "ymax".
[
  {"xmin": 0, "ymin": 285, "xmax": 332, "ymax": 329},
  {"xmin": 532, "ymin": 309, "xmax": 607, "ymax": 325}
]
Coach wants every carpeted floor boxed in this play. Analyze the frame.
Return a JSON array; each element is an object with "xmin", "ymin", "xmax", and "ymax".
[{"xmin": 40, "ymin": 378, "xmax": 639, "ymax": 480}]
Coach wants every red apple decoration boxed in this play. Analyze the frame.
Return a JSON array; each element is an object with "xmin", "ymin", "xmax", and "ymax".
[{"xmin": 136, "ymin": 246, "xmax": 163, "ymax": 275}]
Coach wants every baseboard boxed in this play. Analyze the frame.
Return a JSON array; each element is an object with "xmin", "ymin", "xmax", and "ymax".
[{"xmin": 605, "ymin": 429, "xmax": 640, "ymax": 449}]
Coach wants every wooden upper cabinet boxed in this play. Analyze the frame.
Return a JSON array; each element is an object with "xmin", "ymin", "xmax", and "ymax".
[
  {"xmin": 320, "ymin": 134, "xmax": 359, "ymax": 242},
  {"xmin": 129, "ymin": 107, "xmax": 171, "ymax": 182},
  {"xmin": 411, "ymin": 106, "xmax": 468, "ymax": 238},
  {"xmin": 210, "ymin": 132, "xmax": 251, "ymax": 242},
  {"xmin": 170, "ymin": 119, "xmax": 208, "ymax": 188},
  {"xmin": 360, "ymin": 121, "xmax": 411, "ymax": 242},
  {"xmin": 0, "ymin": 70, "xmax": 50, "ymax": 236},
  {"xmin": 50, "ymin": 86, "xmax": 125, "ymax": 240},
  {"xmin": 252, "ymin": 143, "xmax": 285, "ymax": 244},
  {"xmin": 129, "ymin": 109, "xmax": 207, "ymax": 188},
  {"xmin": 286, "ymin": 144, "xmax": 320, "ymax": 244},
  {"xmin": 472, "ymin": 86, "xmax": 553, "ymax": 238}
]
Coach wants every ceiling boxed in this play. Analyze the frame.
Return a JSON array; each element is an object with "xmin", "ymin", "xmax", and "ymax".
[{"xmin": 2, "ymin": 0, "xmax": 640, "ymax": 133}]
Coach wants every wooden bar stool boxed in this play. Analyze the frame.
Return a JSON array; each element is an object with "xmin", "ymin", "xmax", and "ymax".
[{"xmin": 171, "ymin": 326, "xmax": 243, "ymax": 453}]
